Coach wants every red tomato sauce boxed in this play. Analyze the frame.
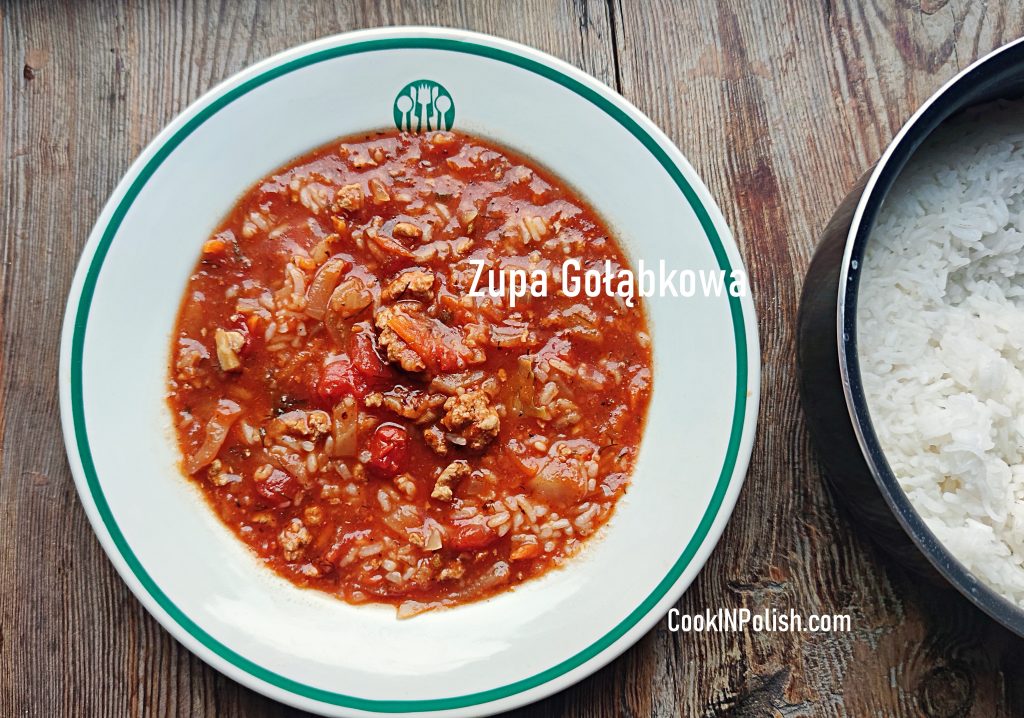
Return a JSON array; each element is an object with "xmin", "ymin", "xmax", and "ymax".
[{"xmin": 167, "ymin": 129, "xmax": 652, "ymax": 615}]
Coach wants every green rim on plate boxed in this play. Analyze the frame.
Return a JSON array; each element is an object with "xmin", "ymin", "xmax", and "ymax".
[{"xmin": 69, "ymin": 36, "xmax": 749, "ymax": 712}]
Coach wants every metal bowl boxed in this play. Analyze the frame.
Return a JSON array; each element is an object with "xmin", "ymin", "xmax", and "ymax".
[{"xmin": 798, "ymin": 37, "xmax": 1024, "ymax": 637}]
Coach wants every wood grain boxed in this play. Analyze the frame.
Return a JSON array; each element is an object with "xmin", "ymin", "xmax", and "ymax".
[{"xmin": 2, "ymin": 1, "xmax": 1024, "ymax": 715}]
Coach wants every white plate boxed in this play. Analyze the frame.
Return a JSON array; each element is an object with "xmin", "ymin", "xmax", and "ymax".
[{"xmin": 59, "ymin": 26, "xmax": 760, "ymax": 717}]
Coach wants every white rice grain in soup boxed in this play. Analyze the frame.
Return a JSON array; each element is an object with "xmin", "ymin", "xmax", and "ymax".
[{"xmin": 859, "ymin": 99, "xmax": 1024, "ymax": 605}]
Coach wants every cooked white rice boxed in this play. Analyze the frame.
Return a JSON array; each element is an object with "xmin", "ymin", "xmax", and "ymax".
[{"xmin": 859, "ymin": 100, "xmax": 1024, "ymax": 605}]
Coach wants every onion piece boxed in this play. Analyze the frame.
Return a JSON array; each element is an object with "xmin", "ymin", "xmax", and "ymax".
[
  {"xmin": 429, "ymin": 370, "xmax": 486, "ymax": 395},
  {"xmin": 395, "ymin": 561, "xmax": 510, "ymax": 619},
  {"xmin": 383, "ymin": 504, "xmax": 422, "ymax": 534},
  {"xmin": 511, "ymin": 356, "xmax": 551, "ymax": 420},
  {"xmin": 527, "ymin": 455, "xmax": 587, "ymax": 506},
  {"xmin": 444, "ymin": 561, "xmax": 510, "ymax": 600},
  {"xmin": 185, "ymin": 399, "xmax": 242, "ymax": 474},
  {"xmin": 327, "ymin": 276, "xmax": 372, "ymax": 319},
  {"xmin": 331, "ymin": 396, "xmax": 358, "ymax": 457},
  {"xmin": 323, "ymin": 307, "xmax": 349, "ymax": 347},
  {"xmin": 397, "ymin": 600, "xmax": 431, "ymax": 619},
  {"xmin": 305, "ymin": 257, "xmax": 349, "ymax": 320}
]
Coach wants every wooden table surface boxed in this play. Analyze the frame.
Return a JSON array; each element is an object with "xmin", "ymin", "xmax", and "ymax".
[{"xmin": 4, "ymin": 1, "xmax": 1024, "ymax": 715}]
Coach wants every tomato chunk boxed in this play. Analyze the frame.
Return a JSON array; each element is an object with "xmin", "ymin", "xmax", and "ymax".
[
  {"xmin": 448, "ymin": 522, "xmax": 497, "ymax": 551},
  {"xmin": 317, "ymin": 358, "xmax": 361, "ymax": 400},
  {"xmin": 366, "ymin": 423, "xmax": 409, "ymax": 477},
  {"xmin": 256, "ymin": 469, "xmax": 299, "ymax": 508},
  {"xmin": 317, "ymin": 333, "xmax": 396, "ymax": 401},
  {"xmin": 350, "ymin": 331, "xmax": 395, "ymax": 386}
]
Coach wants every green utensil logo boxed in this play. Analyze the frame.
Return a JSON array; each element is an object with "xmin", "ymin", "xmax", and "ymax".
[{"xmin": 393, "ymin": 80, "xmax": 454, "ymax": 132}]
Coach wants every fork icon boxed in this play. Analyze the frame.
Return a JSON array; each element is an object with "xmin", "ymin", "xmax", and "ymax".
[{"xmin": 416, "ymin": 83, "xmax": 432, "ymax": 132}]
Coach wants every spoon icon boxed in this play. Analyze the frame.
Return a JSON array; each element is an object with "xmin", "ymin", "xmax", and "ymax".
[
  {"xmin": 396, "ymin": 94, "xmax": 413, "ymax": 131},
  {"xmin": 435, "ymin": 94, "xmax": 452, "ymax": 130}
]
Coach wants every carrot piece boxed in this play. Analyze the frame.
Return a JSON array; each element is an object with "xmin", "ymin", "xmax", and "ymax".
[
  {"xmin": 386, "ymin": 308, "xmax": 474, "ymax": 371},
  {"xmin": 202, "ymin": 238, "xmax": 228, "ymax": 256}
]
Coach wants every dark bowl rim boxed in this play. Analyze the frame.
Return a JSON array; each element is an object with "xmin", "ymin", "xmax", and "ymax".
[{"xmin": 837, "ymin": 36, "xmax": 1024, "ymax": 636}]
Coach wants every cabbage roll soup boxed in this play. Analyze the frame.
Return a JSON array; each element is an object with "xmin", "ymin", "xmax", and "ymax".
[{"xmin": 167, "ymin": 129, "xmax": 653, "ymax": 615}]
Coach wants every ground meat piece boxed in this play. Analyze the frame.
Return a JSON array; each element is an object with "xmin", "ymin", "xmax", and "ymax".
[
  {"xmin": 304, "ymin": 505, "xmax": 324, "ymax": 525},
  {"xmin": 394, "ymin": 473, "xmax": 416, "ymax": 499},
  {"xmin": 175, "ymin": 337, "xmax": 210, "ymax": 383},
  {"xmin": 278, "ymin": 518, "xmax": 311, "ymax": 561},
  {"xmin": 432, "ymin": 460, "xmax": 471, "ymax": 501},
  {"xmin": 439, "ymin": 561, "xmax": 465, "ymax": 581},
  {"xmin": 407, "ymin": 517, "xmax": 444, "ymax": 550},
  {"xmin": 206, "ymin": 459, "xmax": 241, "ymax": 487},
  {"xmin": 381, "ymin": 268, "xmax": 434, "ymax": 302},
  {"xmin": 368, "ymin": 385, "xmax": 446, "ymax": 422},
  {"xmin": 214, "ymin": 328, "xmax": 245, "ymax": 371},
  {"xmin": 375, "ymin": 306, "xmax": 427, "ymax": 373},
  {"xmin": 441, "ymin": 390, "xmax": 500, "ymax": 450},
  {"xmin": 268, "ymin": 409, "xmax": 331, "ymax": 440},
  {"xmin": 550, "ymin": 398, "xmax": 581, "ymax": 429},
  {"xmin": 423, "ymin": 425, "xmax": 448, "ymax": 456},
  {"xmin": 334, "ymin": 183, "xmax": 363, "ymax": 212},
  {"xmin": 392, "ymin": 222, "xmax": 423, "ymax": 239}
]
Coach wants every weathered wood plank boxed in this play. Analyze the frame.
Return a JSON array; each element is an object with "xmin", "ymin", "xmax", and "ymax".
[
  {"xmin": 0, "ymin": 1, "xmax": 616, "ymax": 716},
  {"xmin": 3, "ymin": 0, "xmax": 1024, "ymax": 716},
  {"xmin": 613, "ymin": 0, "xmax": 1024, "ymax": 716}
]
